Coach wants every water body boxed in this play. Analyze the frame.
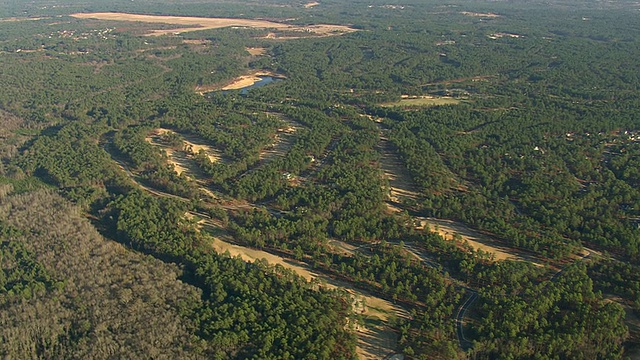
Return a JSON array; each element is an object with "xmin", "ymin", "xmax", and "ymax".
[{"xmin": 223, "ymin": 76, "xmax": 283, "ymax": 95}]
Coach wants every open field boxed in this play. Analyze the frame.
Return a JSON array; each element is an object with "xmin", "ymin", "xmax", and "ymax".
[
  {"xmin": 380, "ymin": 96, "xmax": 461, "ymax": 107},
  {"xmin": 70, "ymin": 12, "xmax": 357, "ymax": 37}
]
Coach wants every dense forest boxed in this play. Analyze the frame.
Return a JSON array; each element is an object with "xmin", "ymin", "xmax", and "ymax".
[{"xmin": 1, "ymin": 0, "xmax": 639, "ymax": 358}]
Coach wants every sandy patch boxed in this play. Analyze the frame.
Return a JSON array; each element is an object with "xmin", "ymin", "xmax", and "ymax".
[
  {"xmin": 70, "ymin": 12, "xmax": 357, "ymax": 37},
  {"xmin": 381, "ymin": 96, "xmax": 461, "ymax": 107},
  {"xmin": 328, "ymin": 239, "xmax": 358, "ymax": 256},
  {"xmin": 246, "ymin": 47, "xmax": 267, "ymax": 56},
  {"xmin": 146, "ymin": 128, "xmax": 222, "ymax": 175},
  {"xmin": 222, "ymin": 71, "xmax": 283, "ymax": 90},
  {"xmin": 196, "ymin": 71, "xmax": 283, "ymax": 94},
  {"xmin": 420, "ymin": 217, "xmax": 542, "ymax": 266},
  {"xmin": 461, "ymin": 11, "xmax": 501, "ymax": 18},
  {"xmin": 0, "ymin": 17, "xmax": 44, "ymax": 22},
  {"xmin": 378, "ymin": 137, "xmax": 421, "ymax": 203},
  {"xmin": 204, "ymin": 224, "xmax": 406, "ymax": 358},
  {"xmin": 183, "ymin": 39, "xmax": 211, "ymax": 45},
  {"xmin": 304, "ymin": 2, "xmax": 320, "ymax": 8}
]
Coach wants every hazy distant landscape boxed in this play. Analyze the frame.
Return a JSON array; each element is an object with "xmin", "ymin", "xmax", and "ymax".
[{"xmin": 1, "ymin": 0, "xmax": 639, "ymax": 359}]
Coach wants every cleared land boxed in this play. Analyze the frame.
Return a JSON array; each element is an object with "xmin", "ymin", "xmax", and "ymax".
[
  {"xmin": 374, "ymin": 118, "xmax": 540, "ymax": 265},
  {"xmin": 146, "ymin": 128, "xmax": 222, "ymax": 176},
  {"xmin": 195, "ymin": 71, "xmax": 284, "ymax": 94},
  {"xmin": 378, "ymin": 136, "xmax": 421, "ymax": 204},
  {"xmin": 381, "ymin": 96, "xmax": 461, "ymax": 107},
  {"xmin": 246, "ymin": 47, "xmax": 267, "ymax": 56},
  {"xmin": 204, "ymin": 224, "xmax": 407, "ymax": 360},
  {"xmin": 70, "ymin": 13, "xmax": 357, "ymax": 37},
  {"xmin": 110, "ymin": 145, "xmax": 405, "ymax": 359}
]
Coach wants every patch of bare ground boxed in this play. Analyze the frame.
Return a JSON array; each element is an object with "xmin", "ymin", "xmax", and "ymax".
[
  {"xmin": 304, "ymin": 2, "xmax": 320, "ymax": 8},
  {"xmin": 70, "ymin": 13, "xmax": 357, "ymax": 37},
  {"xmin": 222, "ymin": 71, "xmax": 282, "ymax": 90},
  {"xmin": 195, "ymin": 71, "xmax": 284, "ymax": 95},
  {"xmin": 372, "ymin": 119, "xmax": 543, "ymax": 266},
  {"xmin": 246, "ymin": 47, "xmax": 267, "ymax": 56},
  {"xmin": 0, "ymin": 17, "xmax": 45, "ymax": 22},
  {"xmin": 377, "ymin": 136, "xmax": 421, "ymax": 204},
  {"xmin": 197, "ymin": 217, "xmax": 407, "ymax": 359},
  {"xmin": 145, "ymin": 128, "xmax": 223, "ymax": 177},
  {"xmin": 419, "ymin": 216, "xmax": 543, "ymax": 265},
  {"xmin": 461, "ymin": 11, "xmax": 501, "ymax": 18},
  {"xmin": 423, "ymin": 75, "xmax": 494, "ymax": 86},
  {"xmin": 183, "ymin": 39, "xmax": 211, "ymax": 45},
  {"xmin": 328, "ymin": 239, "xmax": 358, "ymax": 256},
  {"xmin": 258, "ymin": 113, "xmax": 301, "ymax": 162},
  {"xmin": 380, "ymin": 95, "xmax": 462, "ymax": 108}
]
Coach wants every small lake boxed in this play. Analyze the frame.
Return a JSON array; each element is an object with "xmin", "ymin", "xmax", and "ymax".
[{"xmin": 223, "ymin": 76, "xmax": 283, "ymax": 95}]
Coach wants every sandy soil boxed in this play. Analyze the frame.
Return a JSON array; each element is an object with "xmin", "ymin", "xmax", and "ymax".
[
  {"xmin": 374, "ymin": 119, "xmax": 540, "ymax": 265},
  {"xmin": 328, "ymin": 239, "xmax": 358, "ymax": 256},
  {"xmin": 196, "ymin": 71, "xmax": 284, "ymax": 94},
  {"xmin": 304, "ymin": 2, "xmax": 320, "ymax": 8},
  {"xmin": 146, "ymin": 128, "xmax": 222, "ymax": 175},
  {"xmin": 0, "ymin": 17, "xmax": 44, "ymax": 22},
  {"xmin": 204, "ymin": 224, "xmax": 406, "ymax": 359},
  {"xmin": 246, "ymin": 47, "xmax": 267, "ymax": 56},
  {"xmin": 461, "ymin": 11, "xmax": 501, "ymax": 18},
  {"xmin": 70, "ymin": 12, "xmax": 356, "ymax": 37},
  {"xmin": 418, "ymin": 217, "xmax": 542, "ymax": 266},
  {"xmin": 381, "ymin": 96, "xmax": 461, "ymax": 107},
  {"xmin": 183, "ymin": 39, "xmax": 211, "ymax": 45},
  {"xmin": 377, "ymin": 137, "xmax": 421, "ymax": 204}
]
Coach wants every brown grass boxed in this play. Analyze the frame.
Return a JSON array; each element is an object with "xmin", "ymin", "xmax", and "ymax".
[{"xmin": 70, "ymin": 12, "xmax": 357, "ymax": 37}]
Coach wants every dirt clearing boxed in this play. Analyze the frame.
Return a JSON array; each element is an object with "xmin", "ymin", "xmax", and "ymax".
[
  {"xmin": 381, "ymin": 96, "xmax": 461, "ymax": 107},
  {"xmin": 419, "ymin": 217, "xmax": 542, "ymax": 265},
  {"xmin": 246, "ymin": 47, "xmax": 267, "ymax": 56},
  {"xmin": 201, "ymin": 220, "xmax": 406, "ymax": 359},
  {"xmin": 70, "ymin": 12, "xmax": 357, "ymax": 37},
  {"xmin": 145, "ymin": 128, "xmax": 222, "ymax": 176},
  {"xmin": 221, "ymin": 71, "xmax": 281, "ymax": 90},
  {"xmin": 304, "ymin": 2, "xmax": 320, "ymax": 8},
  {"xmin": 377, "ymin": 136, "xmax": 421, "ymax": 204}
]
